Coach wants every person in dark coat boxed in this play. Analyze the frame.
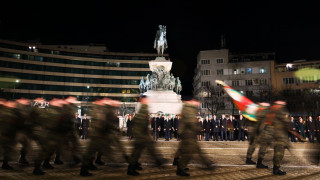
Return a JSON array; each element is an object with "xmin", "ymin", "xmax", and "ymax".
[
  {"xmin": 174, "ymin": 115, "xmax": 181, "ymax": 141},
  {"xmin": 237, "ymin": 114, "xmax": 245, "ymax": 141},
  {"xmin": 164, "ymin": 115, "xmax": 173, "ymax": 141},
  {"xmin": 297, "ymin": 117, "xmax": 306, "ymax": 142},
  {"xmin": 81, "ymin": 114, "xmax": 90, "ymax": 140},
  {"xmin": 227, "ymin": 115, "xmax": 235, "ymax": 141},
  {"xmin": 127, "ymin": 115, "xmax": 133, "ymax": 140},
  {"xmin": 151, "ymin": 114, "xmax": 160, "ymax": 141},
  {"xmin": 307, "ymin": 116, "xmax": 315, "ymax": 143},
  {"xmin": 159, "ymin": 115, "xmax": 165, "ymax": 138},
  {"xmin": 75, "ymin": 113, "xmax": 81, "ymax": 137},
  {"xmin": 212, "ymin": 115, "xmax": 219, "ymax": 141},
  {"xmin": 220, "ymin": 114, "xmax": 227, "ymax": 141},
  {"xmin": 203, "ymin": 115, "xmax": 212, "ymax": 141},
  {"xmin": 289, "ymin": 116, "xmax": 297, "ymax": 142}
]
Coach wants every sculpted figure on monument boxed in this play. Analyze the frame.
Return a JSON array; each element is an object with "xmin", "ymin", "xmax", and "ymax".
[
  {"xmin": 175, "ymin": 77, "xmax": 182, "ymax": 94},
  {"xmin": 168, "ymin": 74, "xmax": 176, "ymax": 90},
  {"xmin": 150, "ymin": 73, "xmax": 158, "ymax": 90},
  {"xmin": 162, "ymin": 72, "xmax": 171, "ymax": 90},
  {"xmin": 154, "ymin": 25, "xmax": 168, "ymax": 57},
  {"xmin": 144, "ymin": 74, "xmax": 151, "ymax": 91},
  {"xmin": 139, "ymin": 76, "xmax": 145, "ymax": 93}
]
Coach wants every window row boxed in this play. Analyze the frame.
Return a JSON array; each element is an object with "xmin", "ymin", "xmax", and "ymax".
[
  {"xmin": 231, "ymin": 79, "xmax": 268, "ymax": 86},
  {"xmin": 0, "ymin": 42, "xmax": 157, "ymax": 61},
  {"xmin": 201, "ymin": 70, "xmax": 211, "ymax": 76},
  {"xmin": 201, "ymin": 81, "xmax": 211, "ymax": 87},
  {"xmin": 5, "ymin": 82, "xmax": 140, "ymax": 94},
  {"xmin": 0, "ymin": 71, "xmax": 140, "ymax": 85},
  {"xmin": 0, "ymin": 51, "xmax": 149, "ymax": 68},
  {"xmin": 201, "ymin": 59, "xmax": 210, "ymax": 64},
  {"xmin": 0, "ymin": 92, "xmax": 139, "ymax": 102},
  {"xmin": 217, "ymin": 67, "xmax": 267, "ymax": 75},
  {"xmin": 0, "ymin": 60, "xmax": 150, "ymax": 76}
]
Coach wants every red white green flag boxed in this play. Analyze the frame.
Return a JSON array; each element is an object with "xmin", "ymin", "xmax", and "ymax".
[{"xmin": 215, "ymin": 80, "xmax": 258, "ymax": 121}]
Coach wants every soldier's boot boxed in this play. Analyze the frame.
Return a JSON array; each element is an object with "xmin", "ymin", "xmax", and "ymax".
[
  {"xmin": 172, "ymin": 158, "xmax": 179, "ymax": 166},
  {"xmin": 54, "ymin": 154, "xmax": 64, "ymax": 165},
  {"xmin": 273, "ymin": 165, "xmax": 286, "ymax": 175},
  {"xmin": 127, "ymin": 165, "xmax": 140, "ymax": 176},
  {"xmin": 94, "ymin": 154, "xmax": 104, "ymax": 165},
  {"xmin": 256, "ymin": 158, "xmax": 268, "ymax": 169},
  {"xmin": 1, "ymin": 161, "xmax": 14, "ymax": 170},
  {"xmin": 19, "ymin": 148, "xmax": 29, "ymax": 165},
  {"xmin": 80, "ymin": 165, "xmax": 92, "ymax": 176},
  {"xmin": 33, "ymin": 160, "xmax": 45, "ymax": 175},
  {"xmin": 19, "ymin": 156, "xmax": 29, "ymax": 165},
  {"xmin": 176, "ymin": 167, "xmax": 190, "ymax": 176},
  {"xmin": 246, "ymin": 158, "xmax": 256, "ymax": 165},
  {"xmin": 42, "ymin": 158, "xmax": 54, "ymax": 169}
]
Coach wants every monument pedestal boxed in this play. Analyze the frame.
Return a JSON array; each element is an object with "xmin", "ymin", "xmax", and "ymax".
[{"xmin": 137, "ymin": 90, "xmax": 183, "ymax": 114}]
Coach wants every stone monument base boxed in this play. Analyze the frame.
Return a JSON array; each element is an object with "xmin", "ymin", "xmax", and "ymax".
[{"xmin": 136, "ymin": 90, "xmax": 183, "ymax": 114}]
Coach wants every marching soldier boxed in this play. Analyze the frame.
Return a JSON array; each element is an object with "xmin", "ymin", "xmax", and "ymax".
[
  {"xmin": 0, "ymin": 99, "xmax": 19, "ymax": 170},
  {"xmin": 174, "ymin": 98, "xmax": 214, "ymax": 176},
  {"xmin": 127, "ymin": 96, "xmax": 165, "ymax": 176},
  {"xmin": 245, "ymin": 102, "xmax": 270, "ymax": 165},
  {"xmin": 80, "ymin": 98, "xmax": 127, "ymax": 176},
  {"xmin": 256, "ymin": 100, "xmax": 290, "ymax": 175}
]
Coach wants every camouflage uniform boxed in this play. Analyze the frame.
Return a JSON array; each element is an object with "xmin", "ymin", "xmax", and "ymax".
[
  {"xmin": 257, "ymin": 103, "xmax": 289, "ymax": 175},
  {"xmin": 127, "ymin": 103, "xmax": 163, "ymax": 176},
  {"xmin": 0, "ymin": 102, "xmax": 19, "ymax": 170},
  {"xmin": 81, "ymin": 104, "xmax": 127, "ymax": 176},
  {"xmin": 175, "ymin": 103, "xmax": 212, "ymax": 176},
  {"xmin": 245, "ymin": 106, "xmax": 269, "ymax": 164},
  {"xmin": 15, "ymin": 102, "xmax": 33, "ymax": 165}
]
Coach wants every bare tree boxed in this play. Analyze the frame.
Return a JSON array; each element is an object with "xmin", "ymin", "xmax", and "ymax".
[{"xmin": 201, "ymin": 85, "xmax": 225, "ymax": 116}]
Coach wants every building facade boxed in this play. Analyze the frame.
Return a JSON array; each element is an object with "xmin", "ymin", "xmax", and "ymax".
[
  {"xmin": 0, "ymin": 39, "xmax": 167, "ymax": 113},
  {"xmin": 272, "ymin": 59, "xmax": 320, "ymax": 116},
  {"xmin": 193, "ymin": 49, "xmax": 275, "ymax": 115}
]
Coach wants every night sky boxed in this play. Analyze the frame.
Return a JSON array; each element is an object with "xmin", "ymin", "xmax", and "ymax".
[{"xmin": 1, "ymin": 1, "xmax": 320, "ymax": 96}]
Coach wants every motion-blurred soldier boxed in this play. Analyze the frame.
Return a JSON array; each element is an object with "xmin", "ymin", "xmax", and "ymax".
[
  {"xmin": 257, "ymin": 100, "xmax": 290, "ymax": 175},
  {"xmin": 245, "ymin": 102, "xmax": 270, "ymax": 165},
  {"xmin": 174, "ymin": 98, "xmax": 214, "ymax": 176},
  {"xmin": 80, "ymin": 98, "xmax": 127, "ymax": 176},
  {"xmin": 61, "ymin": 97, "xmax": 82, "ymax": 166},
  {"xmin": 127, "ymin": 96, "xmax": 165, "ymax": 176},
  {"xmin": 15, "ymin": 98, "xmax": 32, "ymax": 165},
  {"xmin": 0, "ymin": 99, "xmax": 19, "ymax": 170}
]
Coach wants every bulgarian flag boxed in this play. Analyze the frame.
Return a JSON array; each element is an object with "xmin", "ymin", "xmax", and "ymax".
[{"xmin": 215, "ymin": 80, "xmax": 258, "ymax": 121}]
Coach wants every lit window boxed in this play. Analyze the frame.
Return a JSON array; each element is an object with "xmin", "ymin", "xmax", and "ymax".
[
  {"xmin": 259, "ymin": 67, "xmax": 266, "ymax": 74},
  {"xmin": 246, "ymin": 68, "xmax": 252, "ymax": 74}
]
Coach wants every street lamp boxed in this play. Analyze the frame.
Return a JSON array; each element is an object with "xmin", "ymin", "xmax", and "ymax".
[{"xmin": 12, "ymin": 79, "xmax": 20, "ymax": 99}]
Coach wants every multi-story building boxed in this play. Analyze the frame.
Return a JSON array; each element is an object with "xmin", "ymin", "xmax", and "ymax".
[
  {"xmin": 272, "ymin": 59, "xmax": 320, "ymax": 92},
  {"xmin": 272, "ymin": 59, "xmax": 320, "ymax": 116},
  {"xmin": 193, "ymin": 48, "xmax": 275, "ymax": 115},
  {"xmin": 0, "ymin": 39, "xmax": 167, "ymax": 114}
]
